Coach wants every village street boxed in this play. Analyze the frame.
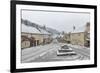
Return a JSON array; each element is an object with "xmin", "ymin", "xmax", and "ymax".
[{"xmin": 22, "ymin": 40, "xmax": 90, "ymax": 63}]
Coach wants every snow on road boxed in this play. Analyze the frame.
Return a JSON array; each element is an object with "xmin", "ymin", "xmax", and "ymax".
[
  {"xmin": 21, "ymin": 42, "xmax": 90, "ymax": 63},
  {"xmin": 68, "ymin": 44, "xmax": 90, "ymax": 59},
  {"xmin": 22, "ymin": 43, "xmax": 60, "ymax": 63}
]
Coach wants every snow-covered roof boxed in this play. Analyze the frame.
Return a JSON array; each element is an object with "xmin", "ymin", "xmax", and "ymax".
[
  {"xmin": 38, "ymin": 28, "xmax": 51, "ymax": 35},
  {"xmin": 22, "ymin": 23, "xmax": 41, "ymax": 34},
  {"xmin": 22, "ymin": 23, "xmax": 51, "ymax": 35}
]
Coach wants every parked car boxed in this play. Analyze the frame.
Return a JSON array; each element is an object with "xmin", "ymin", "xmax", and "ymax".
[{"xmin": 57, "ymin": 45, "xmax": 77, "ymax": 56}]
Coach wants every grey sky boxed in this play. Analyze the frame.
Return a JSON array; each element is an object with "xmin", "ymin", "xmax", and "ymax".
[{"xmin": 22, "ymin": 10, "xmax": 90, "ymax": 33}]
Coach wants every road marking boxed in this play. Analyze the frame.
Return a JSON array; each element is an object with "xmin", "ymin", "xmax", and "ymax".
[
  {"xmin": 39, "ymin": 51, "xmax": 48, "ymax": 57},
  {"xmin": 22, "ymin": 47, "xmax": 57, "ymax": 63},
  {"xmin": 69, "ymin": 46, "xmax": 90, "ymax": 57}
]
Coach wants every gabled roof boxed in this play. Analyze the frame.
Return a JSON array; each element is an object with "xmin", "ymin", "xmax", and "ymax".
[
  {"xmin": 21, "ymin": 23, "xmax": 51, "ymax": 35},
  {"xmin": 38, "ymin": 28, "xmax": 51, "ymax": 35},
  {"xmin": 22, "ymin": 23, "xmax": 42, "ymax": 34}
]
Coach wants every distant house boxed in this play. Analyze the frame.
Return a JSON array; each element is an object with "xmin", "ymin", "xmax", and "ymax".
[
  {"xmin": 21, "ymin": 19, "xmax": 52, "ymax": 49},
  {"xmin": 70, "ymin": 32, "xmax": 85, "ymax": 46},
  {"xmin": 70, "ymin": 22, "xmax": 90, "ymax": 47},
  {"xmin": 21, "ymin": 36, "xmax": 30, "ymax": 49},
  {"xmin": 63, "ymin": 33, "xmax": 71, "ymax": 43}
]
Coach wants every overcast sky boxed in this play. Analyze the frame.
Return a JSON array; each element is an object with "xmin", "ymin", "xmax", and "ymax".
[{"xmin": 22, "ymin": 10, "xmax": 90, "ymax": 33}]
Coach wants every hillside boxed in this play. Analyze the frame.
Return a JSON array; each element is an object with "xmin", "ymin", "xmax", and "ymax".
[{"xmin": 21, "ymin": 19, "xmax": 60, "ymax": 35}]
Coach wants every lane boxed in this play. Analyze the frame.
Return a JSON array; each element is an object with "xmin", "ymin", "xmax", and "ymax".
[
  {"xmin": 71, "ymin": 47, "xmax": 89, "ymax": 56},
  {"xmin": 22, "ymin": 43, "xmax": 60, "ymax": 63},
  {"xmin": 22, "ymin": 44, "xmax": 53, "ymax": 56},
  {"xmin": 29, "ymin": 43, "xmax": 81, "ymax": 62},
  {"xmin": 30, "ymin": 47, "xmax": 80, "ymax": 62},
  {"xmin": 22, "ymin": 42, "xmax": 90, "ymax": 63},
  {"xmin": 69, "ymin": 46, "xmax": 90, "ymax": 59}
]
